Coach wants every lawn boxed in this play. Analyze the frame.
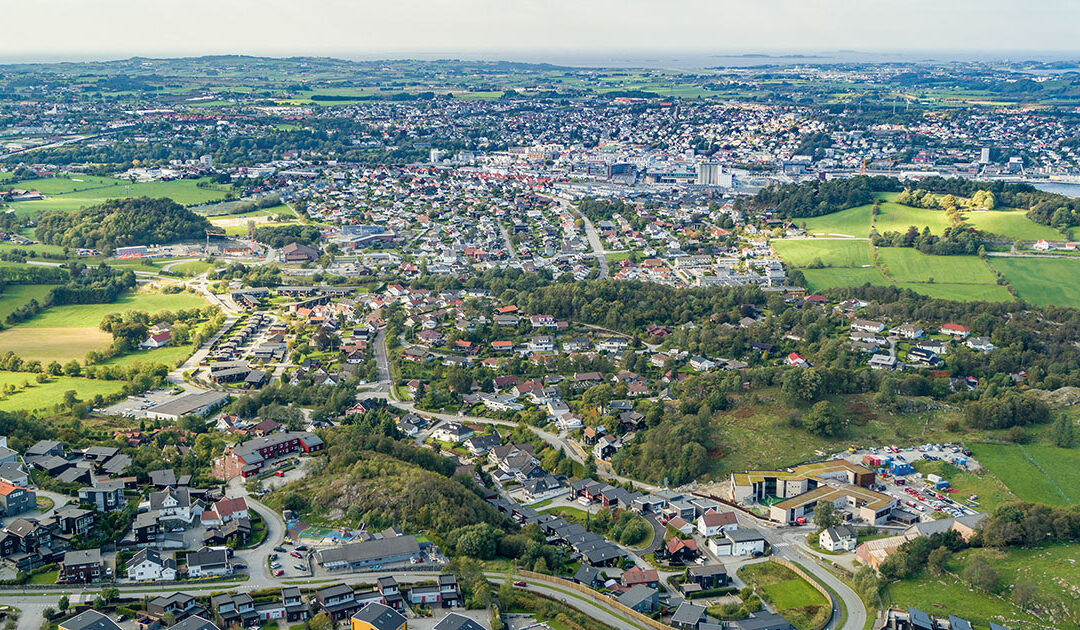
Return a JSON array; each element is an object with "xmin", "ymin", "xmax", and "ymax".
[
  {"xmin": 738, "ymin": 562, "xmax": 829, "ymax": 630},
  {"xmin": 0, "ymin": 371, "xmax": 125, "ymax": 412},
  {"xmin": 799, "ymin": 204, "xmax": 874, "ymax": 237},
  {"xmin": 987, "ymin": 257, "xmax": 1080, "ymax": 308},
  {"xmin": 877, "ymin": 249, "xmax": 998, "ymax": 285},
  {"xmin": 27, "ymin": 570, "xmax": 58, "ymax": 585},
  {"xmin": 169, "ymin": 260, "xmax": 214, "ymax": 276},
  {"xmin": 874, "ymin": 203, "xmax": 954, "ymax": 236},
  {"xmin": 969, "ymin": 443, "xmax": 1080, "ymax": 506},
  {"xmin": 800, "ymin": 267, "xmax": 889, "ymax": 291},
  {"xmin": 0, "ymin": 284, "xmax": 55, "ymax": 322},
  {"xmin": 772, "ymin": 239, "xmax": 872, "ymax": 268},
  {"xmin": 964, "ymin": 209, "xmax": 1062, "ymax": 241}
]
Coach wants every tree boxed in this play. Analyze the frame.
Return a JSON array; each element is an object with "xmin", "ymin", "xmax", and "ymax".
[
  {"xmin": 1012, "ymin": 580, "xmax": 1039, "ymax": 610},
  {"xmin": 927, "ymin": 546, "xmax": 950, "ymax": 576},
  {"xmin": 804, "ymin": 401, "xmax": 843, "ymax": 437},
  {"xmin": 308, "ymin": 613, "xmax": 333, "ymax": 630},
  {"xmin": 813, "ymin": 501, "xmax": 841, "ymax": 532},
  {"xmin": 1051, "ymin": 415, "xmax": 1075, "ymax": 448},
  {"xmin": 963, "ymin": 556, "xmax": 999, "ymax": 592},
  {"xmin": 57, "ymin": 596, "xmax": 68, "ymax": 611}
]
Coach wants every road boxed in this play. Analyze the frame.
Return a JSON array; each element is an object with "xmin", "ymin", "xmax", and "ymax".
[{"xmin": 550, "ymin": 196, "xmax": 608, "ymax": 279}]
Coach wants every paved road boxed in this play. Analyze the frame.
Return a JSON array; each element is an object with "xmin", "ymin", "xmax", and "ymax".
[{"xmin": 551, "ymin": 196, "xmax": 608, "ymax": 279}]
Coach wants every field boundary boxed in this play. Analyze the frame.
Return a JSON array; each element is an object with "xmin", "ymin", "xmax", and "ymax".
[{"xmin": 1017, "ymin": 444, "xmax": 1072, "ymax": 505}]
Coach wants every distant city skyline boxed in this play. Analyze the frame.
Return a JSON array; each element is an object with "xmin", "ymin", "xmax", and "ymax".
[{"xmin": 2, "ymin": 0, "xmax": 1078, "ymax": 64}]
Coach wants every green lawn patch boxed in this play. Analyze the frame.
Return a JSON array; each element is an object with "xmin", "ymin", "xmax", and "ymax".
[
  {"xmin": 738, "ymin": 562, "xmax": 829, "ymax": 630},
  {"xmin": 0, "ymin": 371, "xmax": 125, "ymax": 412},
  {"xmin": 877, "ymin": 249, "xmax": 997, "ymax": 284},
  {"xmin": 969, "ymin": 443, "xmax": 1080, "ymax": 506},
  {"xmin": 987, "ymin": 257, "xmax": 1080, "ymax": 308},
  {"xmin": 0, "ymin": 284, "xmax": 55, "ymax": 322},
  {"xmin": 96, "ymin": 343, "xmax": 195, "ymax": 369},
  {"xmin": 800, "ymin": 267, "xmax": 889, "ymax": 291},
  {"xmin": 964, "ymin": 209, "xmax": 1062, "ymax": 241},
  {"xmin": 772, "ymin": 239, "xmax": 872, "ymax": 268},
  {"xmin": 799, "ymin": 204, "xmax": 874, "ymax": 237},
  {"xmin": 874, "ymin": 203, "xmax": 954, "ymax": 236}
]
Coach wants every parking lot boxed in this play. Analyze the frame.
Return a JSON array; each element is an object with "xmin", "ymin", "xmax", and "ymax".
[
  {"xmin": 102, "ymin": 387, "xmax": 185, "ymax": 419},
  {"xmin": 841, "ymin": 443, "xmax": 983, "ymax": 521}
]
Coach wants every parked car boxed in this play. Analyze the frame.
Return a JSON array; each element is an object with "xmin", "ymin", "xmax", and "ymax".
[{"xmin": 513, "ymin": 581, "xmax": 527, "ymax": 587}]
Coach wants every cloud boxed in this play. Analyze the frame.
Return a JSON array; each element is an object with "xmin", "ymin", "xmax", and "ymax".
[{"xmin": 0, "ymin": 0, "xmax": 1077, "ymax": 62}]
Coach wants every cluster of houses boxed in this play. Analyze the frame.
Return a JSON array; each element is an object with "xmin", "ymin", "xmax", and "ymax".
[
  {"xmin": 842, "ymin": 302, "xmax": 995, "ymax": 372},
  {"xmin": 206, "ymin": 311, "xmax": 284, "ymax": 369}
]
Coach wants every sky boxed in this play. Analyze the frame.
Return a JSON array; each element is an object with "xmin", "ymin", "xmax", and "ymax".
[{"xmin": 1, "ymin": 0, "xmax": 1078, "ymax": 64}]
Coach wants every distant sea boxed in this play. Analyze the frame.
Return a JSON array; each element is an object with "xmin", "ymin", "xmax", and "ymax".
[{"xmin": 1033, "ymin": 182, "xmax": 1080, "ymax": 198}]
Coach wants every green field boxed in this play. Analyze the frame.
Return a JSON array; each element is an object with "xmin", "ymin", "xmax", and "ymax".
[
  {"xmin": 987, "ymin": 257, "xmax": 1080, "ymax": 308},
  {"xmin": 964, "ymin": 209, "xmax": 1062, "ymax": 241},
  {"xmin": 893, "ymin": 282, "xmax": 1014, "ymax": 303},
  {"xmin": 800, "ymin": 204, "xmax": 874, "ymax": 237},
  {"xmin": 874, "ymin": 202, "xmax": 954, "ymax": 236},
  {"xmin": 800, "ymin": 267, "xmax": 889, "ymax": 291},
  {"xmin": 8, "ymin": 177, "xmax": 233, "ymax": 217},
  {"xmin": 0, "ymin": 371, "xmax": 125, "ymax": 412},
  {"xmin": 969, "ymin": 443, "xmax": 1080, "ymax": 506},
  {"xmin": 738, "ymin": 562, "xmax": 829, "ymax": 630},
  {"xmin": 96, "ymin": 343, "xmax": 195, "ymax": 369},
  {"xmin": 13, "ymin": 292, "xmax": 205, "ymax": 329},
  {"xmin": 886, "ymin": 544, "xmax": 1080, "ymax": 630},
  {"xmin": 168, "ymin": 260, "xmax": 214, "ymax": 276},
  {"xmin": 877, "ymin": 248, "xmax": 997, "ymax": 284},
  {"xmin": 0, "ymin": 284, "xmax": 55, "ymax": 322},
  {"xmin": 772, "ymin": 239, "xmax": 872, "ymax": 267},
  {"xmin": 0, "ymin": 292, "xmax": 206, "ymax": 362}
]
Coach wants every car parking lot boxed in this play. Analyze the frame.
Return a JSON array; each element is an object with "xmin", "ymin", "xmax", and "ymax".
[
  {"xmin": 842, "ymin": 443, "xmax": 983, "ymax": 521},
  {"xmin": 102, "ymin": 387, "xmax": 184, "ymax": 419}
]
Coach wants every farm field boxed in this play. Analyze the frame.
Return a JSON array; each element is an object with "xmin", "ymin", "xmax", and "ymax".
[
  {"xmin": 771, "ymin": 239, "xmax": 872, "ymax": 267},
  {"xmin": 0, "ymin": 371, "xmax": 125, "ymax": 413},
  {"xmin": 893, "ymin": 282, "xmax": 1014, "ymax": 303},
  {"xmin": 874, "ymin": 202, "xmax": 954, "ymax": 236},
  {"xmin": 13, "ymin": 292, "xmax": 206, "ymax": 329},
  {"xmin": 964, "ymin": 209, "xmax": 1062, "ymax": 241},
  {"xmin": 969, "ymin": 443, "xmax": 1080, "ymax": 506},
  {"xmin": 799, "ymin": 204, "xmax": 873, "ymax": 237},
  {"xmin": 7, "ymin": 177, "xmax": 233, "ymax": 217},
  {"xmin": 987, "ymin": 257, "xmax": 1080, "ymax": 308},
  {"xmin": 797, "ymin": 267, "xmax": 889, "ymax": 292},
  {"xmin": 0, "ymin": 284, "xmax": 55, "ymax": 323},
  {"xmin": 0, "ymin": 292, "xmax": 206, "ymax": 362},
  {"xmin": 877, "ymin": 248, "xmax": 998, "ymax": 284}
]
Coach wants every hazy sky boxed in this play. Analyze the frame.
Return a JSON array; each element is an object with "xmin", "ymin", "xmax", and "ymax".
[{"xmin": 2, "ymin": 0, "xmax": 1078, "ymax": 63}]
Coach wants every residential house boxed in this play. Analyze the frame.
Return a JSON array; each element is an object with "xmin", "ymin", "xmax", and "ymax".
[
  {"xmin": 696, "ymin": 510, "xmax": 737, "ymax": 538},
  {"xmin": 186, "ymin": 547, "xmax": 231, "ymax": 578},
  {"xmin": 60, "ymin": 549, "xmax": 106, "ymax": 583},
  {"xmin": 350, "ymin": 602, "xmax": 406, "ymax": 630},
  {"xmin": 819, "ymin": 525, "xmax": 856, "ymax": 552},
  {"xmin": 127, "ymin": 548, "xmax": 177, "ymax": 582},
  {"xmin": 617, "ymin": 585, "xmax": 659, "ymax": 613}
]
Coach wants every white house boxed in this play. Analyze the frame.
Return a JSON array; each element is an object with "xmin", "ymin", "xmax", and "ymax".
[
  {"xmin": 889, "ymin": 324, "xmax": 924, "ymax": 339},
  {"xmin": 141, "ymin": 331, "xmax": 172, "ymax": 349},
  {"xmin": 819, "ymin": 525, "xmax": 856, "ymax": 552},
  {"xmin": 966, "ymin": 337, "xmax": 995, "ymax": 352},
  {"xmin": 696, "ymin": 510, "xmax": 738, "ymax": 538},
  {"xmin": 850, "ymin": 320, "xmax": 885, "ymax": 334},
  {"xmin": 127, "ymin": 548, "xmax": 177, "ymax": 582},
  {"xmin": 186, "ymin": 547, "xmax": 230, "ymax": 578},
  {"xmin": 724, "ymin": 528, "xmax": 766, "ymax": 556},
  {"xmin": 148, "ymin": 487, "xmax": 198, "ymax": 524}
]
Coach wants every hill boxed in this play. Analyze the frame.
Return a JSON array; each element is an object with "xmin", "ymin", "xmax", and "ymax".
[{"xmin": 34, "ymin": 197, "xmax": 211, "ymax": 251}]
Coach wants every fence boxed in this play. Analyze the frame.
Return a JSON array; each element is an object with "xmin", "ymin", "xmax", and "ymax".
[{"xmin": 517, "ymin": 570, "xmax": 678, "ymax": 630}]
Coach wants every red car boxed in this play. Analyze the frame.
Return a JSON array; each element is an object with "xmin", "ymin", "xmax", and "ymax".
[
  {"xmin": 274, "ymin": 471, "xmax": 284, "ymax": 477},
  {"xmin": 290, "ymin": 551, "xmax": 302, "ymax": 559},
  {"xmin": 273, "ymin": 569, "xmax": 284, "ymax": 577},
  {"xmin": 513, "ymin": 581, "xmax": 527, "ymax": 587}
]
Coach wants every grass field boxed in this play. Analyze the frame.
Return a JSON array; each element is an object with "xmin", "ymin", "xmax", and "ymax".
[
  {"xmin": 772, "ymin": 239, "xmax": 872, "ymax": 267},
  {"xmin": 886, "ymin": 544, "xmax": 1080, "ymax": 630},
  {"xmin": 0, "ymin": 284, "xmax": 55, "ymax": 322},
  {"xmin": 877, "ymin": 249, "xmax": 998, "ymax": 284},
  {"xmin": 964, "ymin": 209, "xmax": 1062, "ymax": 241},
  {"xmin": 894, "ymin": 282, "xmax": 1014, "ymax": 303},
  {"xmin": 738, "ymin": 562, "xmax": 829, "ymax": 630},
  {"xmin": 969, "ymin": 443, "xmax": 1080, "ymax": 506},
  {"xmin": 800, "ymin": 267, "xmax": 889, "ymax": 291},
  {"xmin": 0, "ymin": 371, "xmax": 125, "ymax": 412},
  {"xmin": 0, "ymin": 292, "xmax": 206, "ymax": 362},
  {"xmin": 799, "ymin": 204, "xmax": 874, "ymax": 237},
  {"xmin": 96, "ymin": 343, "xmax": 195, "ymax": 369},
  {"xmin": 8, "ymin": 177, "xmax": 233, "ymax": 217},
  {"xmin": 169, "ymin": 260, "xmax": 214, "ymax": 276},
  {"xmin": 874, "ymin": 203, "xmax": 954, "ymax": 236},
  {"xmin": 987, "ymin": 257, "xmax": 1080, "ymax": 308}
]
